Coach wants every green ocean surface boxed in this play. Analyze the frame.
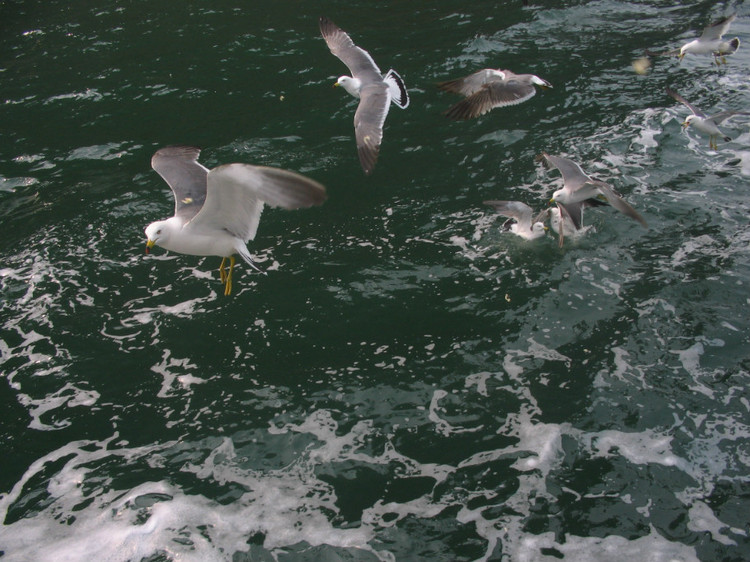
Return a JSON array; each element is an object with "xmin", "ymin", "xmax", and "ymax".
[{"xmin": 1, "ymin": 1, "xmax": 749, "ymax": 560}]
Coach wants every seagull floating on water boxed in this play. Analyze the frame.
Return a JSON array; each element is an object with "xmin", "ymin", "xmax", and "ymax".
[
  {"xmin": 666, "ymin": 87, "xmax": 749, "ymax": 150},
  {"xmin": 144, "ymin": 146, "xmax": 327, "ymax": 296},
  {"xmin": 647, "ymin": 14, "xmax": 740, "ymax": 64},
  {"xmin": 319, "ymin": 16, "xmax": 409, "ymax": 175},
  {"xmin": 438, "ymin": 68, "xmax": 552, "ymax": 120},
  {"xmin": 538, "ymin": 153, "xmax": 648, "ymax": 239},
  {"xmin": 483, "ymin": 200, "xmax": 548, "ymax": 240}
]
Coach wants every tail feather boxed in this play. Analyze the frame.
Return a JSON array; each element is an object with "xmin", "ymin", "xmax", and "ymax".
[
  {"xmin": 384, "ymin": 69, "xmax": 409, "ymax": 108},
  {"xmin": 729, "ymin": 37, "xmax": 740, "ymax": 53},
  {"xmin": 236, "ymin": 244, "xmax": 263, "ymax": 273}
]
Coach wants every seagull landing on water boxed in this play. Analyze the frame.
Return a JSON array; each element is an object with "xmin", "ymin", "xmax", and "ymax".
[
  {"xmin": 647, "ymin": 14, "xmax": 740, "ymax": 65},
  {"xmin": 319, "ymin": 16, "xmax": 409, "ymax": 175},
  {"xmin": 438, "ymin": 68, "xmax": 552, "ymax": 120},
  {"xmin": 483, "ymin": 200, "xmax": 549, "ymax": 240},
  {"xmin": 537, "ymin": 153, "xmax": 647, "ymax": 244},
  {"xmin": 666, "ymin": 87, "xmax": 750, "ymax": 150},
  {"xmin": 144, "ymin": 146, "xmax": 327, "ymax": 296}
]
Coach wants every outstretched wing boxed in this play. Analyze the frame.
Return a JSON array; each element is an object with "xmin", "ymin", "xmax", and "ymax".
[
  {"xmin": 700, "ymin": 14, "xmax": 736, "ymax": 41},
  {"xmin": 483, "ymin": 200, "xmax": 535, "ymax": 228},
  {"xmin": 707, "ymin": 110, "xmax": 750, "ymax": 125},
  {"xmin": 444, "ymin": 78, "xmax": 536, "ymax": 120},
  {"xmin": 539, "ymin": 153, "xmax": 591, "ymax": 193},
  {"xmin": 354, "ymin": 84, "xmax": 390, "ymax": 175},
  {"xmin": 189, "ymin": 164, "xmax": 327, "ymax": 242},
  {"xmin": 438, "ymin": 69, "xmax": 504, "ymax": 97},
  {"xmin": 590, "ymin": 180, "xmax": 648, "ymax": 228},
  {"xmin": 151, "ymin": 145, "xmax": 209, "ymax": 221},
  {"xmin": 319, "ymin": 16, "xmax": 382, "ymax": 82},
  {"xmin": 666, "ymin": 87, "xmax": 705, "ymax": 118}
]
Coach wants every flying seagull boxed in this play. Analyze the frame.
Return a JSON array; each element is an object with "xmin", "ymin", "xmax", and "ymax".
[
  {"xmin": 679, "ymin": 14, "xmax": 740, "ymax": 64},
  {"xmin": 144, "ymin": 146, "xmax": 327, "ymax": 296},
  {"xmin": 319, "ymin": 16, "xmax": 409, "ymax": 175},
  {"xmin": 666, "ymin": 87, "xmax": 749, "ymax": 150},
  {"xmin": 647, "ymin": 14, "xmax": 740, "ymax": 64},
  {"xmin": 483, "ymin": 200, "xmax": 548, "ymax": 240},
  {"xmin": 537, "ymin": 153, "xmax": 648, "ymax": 235},
  {"xmin": 438, "ymin": 68, "xmax": 552, "ymax": 120}
]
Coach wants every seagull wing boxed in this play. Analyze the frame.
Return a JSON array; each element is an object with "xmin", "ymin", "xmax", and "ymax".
[
  {"xmin": 319, "ymin": 16, "xmax": 382, "ymax": 82},
  {"xmin": 444, "ymin": 74, "xmax": 536, "ymax": 120},
  {"xmin": 151, "ymin": 145, "xmax": 209, "ymax": 221},
  {"xmin": 354, "ymin": 84, "xmax": 390, "ymax": 174},
  {"xmin": 188, "ymin": 164, "xmax": 327, "ymax": 242},
  {"xmin": 700, "ymin": 14, "xmax": 736, "ymax": 41},
  {"xmin": 540, "ymin": 153, "xmax": 591, "ymax": 193},
  {"xmin": 666, "ymin": 87, "xmax": 705, "ymax": 117},
  {"xmin": 483, "ymin": 200, "xmax": 535, "ymax": 228},
  {"xmin": 707, "ymin": 110, "xmax": 750, "ymax": 125},
  {"xmin": 589, "ymin": 180, "xmax": 648, "ymax": 228},
  {"xmin": 438, "ymin": 69, "xmax": 504, "ymax": 96}
]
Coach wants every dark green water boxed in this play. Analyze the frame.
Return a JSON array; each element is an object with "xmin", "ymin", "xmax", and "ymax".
[{"xmin": 1, "ymin": 0, "xmax": 749, "ymax": 560}]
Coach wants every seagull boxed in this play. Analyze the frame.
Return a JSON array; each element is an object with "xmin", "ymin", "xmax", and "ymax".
[
  {"xmin": 483, "ymin": 200, "xmax": 548, "ymax": 240},
  {"xmin": 679, "ymin": 14, "xmax": 740, "ymax": 64},
  {"xmin": 144, "ymin": 146, "xmax": 327, "ymax": 296},
  {"xmin": 438, "ymin": 69, "xmax": 552, "ymax": 120},
  {"xmin": 537, "ymin": 153, "xmax": 648, "ymax": 235},
  {"xmin": 647, "ymin": 14, "xmax": 740, "ymax": 64},
  {"xmin": 319, "ymin": 16, "xmax": 409, "ymax": 175},
  {"xmin": 666, "ymin": 87, "xmax": 749, "ymax": 150},
  {"xmin": 548, "ymin": 200, "xmax": 606, "ymax": 248}
]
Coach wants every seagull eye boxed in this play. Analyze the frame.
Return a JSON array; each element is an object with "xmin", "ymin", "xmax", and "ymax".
[{"xmin": 156, "ymin": 229, "xmax": 162, "ymax": 235}]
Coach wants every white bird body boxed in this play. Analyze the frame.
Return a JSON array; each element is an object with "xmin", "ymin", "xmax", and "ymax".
[
  {"xmin": 145, "ymin": 146, "xmax": 327, "ymax": 295},
  {"xmin": 145, "ymin": 216, "xmax": 246, "ymax": 260}
]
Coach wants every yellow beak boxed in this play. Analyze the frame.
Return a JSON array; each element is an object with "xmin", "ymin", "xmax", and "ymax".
[
  {"xmin": 333, "ymin": 81, "xmax": 340, "ymax": 88},
  {"xmin": 681, "ymin": 121, "xmax": 690, "ymax": 129},
  {"xmin": 145, "ymin": 239, "xmax": 155, "ymax": 254}
]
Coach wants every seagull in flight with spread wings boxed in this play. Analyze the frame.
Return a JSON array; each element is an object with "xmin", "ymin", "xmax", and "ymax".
[
  {"xmin": 144, "ymin": 146, "xmax": 327, "ymax": 295},
  {"xmin": 438, "ymin": 68, "xmax": 551, "ymax": 120},
  {"xmin": 319, "ymin": 16, "xmax": 409, "ymax": 175}
]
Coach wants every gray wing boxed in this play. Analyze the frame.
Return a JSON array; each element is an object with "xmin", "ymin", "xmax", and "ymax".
[
  {"xmin": 354, "ymin": 84, "xmax": 390, "ymax": 175},
  {"xmin": 539, "ymin": 153, "xmax": 591, "ymax": 192},
  {"xmin": 438, "ymin": 69, "xmax": 503, "ymax": 97},
  {"xmin": 319, "ymin": 16, "xmax": 382, "ymax": 83},
  {"xmin": 590, "ymin": 180, "xmax": 648, "ymax": 228},
  {"xmin": 444, "ymin": 77, "xmax": 536, "ymax": 120},
  {"xmin": 666, "ymin": 87, "xmax": 705, "ymax": 117},
  {"xmin": 151, "ymin": 145, "xmax": 209, "ymax": 221},
  {"xmin": 483, "ymin": 200, "xmax": 535, "ymax": 228},
  {"xmin": 554, "ymin": 202, "xmax": 572, "ymax": 247},
  {"xmin": 700, "ymin": 14, "xmax": 736, "ymax": 41},
  {"xmin": 707, "ymin": 110, "xmax": 750, "ymax": 125},
  {"xmin": 189, "ymin": 164, "xmax": 327, "ymax": 242}
]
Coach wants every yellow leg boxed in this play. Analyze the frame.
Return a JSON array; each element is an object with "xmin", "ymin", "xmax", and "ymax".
[
  {"xmin": 223, "ymin": 256, "xmax": 235, "ymax": 296},
  {"xmin": 219, "ymin": 257, "xmax": 227, "ymax": 284}
]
